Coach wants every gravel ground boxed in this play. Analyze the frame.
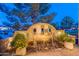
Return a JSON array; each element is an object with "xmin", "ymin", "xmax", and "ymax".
[{"xmin": 27, "ymin": 47, "xmax": 79, "ymax": 56}]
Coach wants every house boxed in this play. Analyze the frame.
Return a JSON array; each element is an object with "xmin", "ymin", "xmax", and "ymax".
[
  {"xmin": 26, "ymin": 23, "xmax": 56, "ymax": 43},
  {"xmin": 0, "ymin": 23, "xmax": 77, "ymax": 51},
  {"xmin": 13, "ymin": 23, "xmax": 56, "ymax": 48}
]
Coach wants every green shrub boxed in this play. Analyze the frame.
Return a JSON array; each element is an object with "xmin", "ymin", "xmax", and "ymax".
[
  {"xmin": 11, "ymin": 33, "xmax": 28, "ymax": 48},
  {"xmin": 56, "ymin": 31, "xmax": 75, "ymax": 44},
  {"xmin": 56, "ymin": 31, "xmax": 68, "ymax": 42},
  {"xmin": 64, "ymin": 36, "xmax": 75, "ymax": 44}
]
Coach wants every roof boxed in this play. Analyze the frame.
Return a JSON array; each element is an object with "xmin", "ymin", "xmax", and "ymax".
[{"xmin": 27, "ymin": 23, "xmax": 56, "ymax": 30}]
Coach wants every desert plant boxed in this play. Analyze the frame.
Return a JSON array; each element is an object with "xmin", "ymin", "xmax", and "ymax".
[
  {"xmin": 64, "ymin": 36, "xmax": 75, "ymax": 44},
  {"xmin": 11, "ymin": 33, "xmax": 28, "ymax": 55},
  {"xmin": 56, "ymin": 31, "xmax": 75, "ymax": 44},
  {"xmin": 56, "ymin": 31, "xmax": 68, "ymax": 42},
  {"xmin": 54, "ymin": 30, "xmax": 69, "ymax": 48},
  {"xmin": 11, "ymin": 33, "xmax": 28, "ymax": 48}
]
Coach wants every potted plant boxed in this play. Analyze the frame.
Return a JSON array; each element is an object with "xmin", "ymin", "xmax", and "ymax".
[
  {"xmin": 11, "ymin": 33, "xmax": 28, "ymax": 56},
  {"xmin": 64, "ymin": 36, "xmax": 75, "ymax": 49}
]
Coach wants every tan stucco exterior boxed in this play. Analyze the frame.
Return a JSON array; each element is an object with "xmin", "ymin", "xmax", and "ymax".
[
  {"xmin": 11, "ymin": 23, "xmax": 56, "ymax": 48},
  {"xmin": 26, "ymin": 23, "xmax": 56, "ymax": 43},
  {"xmin": 0, "ymin": 23, "xmax": 76, "ymax": 51}
]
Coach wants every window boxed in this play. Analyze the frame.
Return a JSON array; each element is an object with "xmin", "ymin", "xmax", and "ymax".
[
  {"xmin": 33, "ymin": 28, "xmax": 36, "ymax": 34},
  {"xmin": 41, "ymin": 25, "xmax": 44, "ymax": 34},
  {"xmin": 48, "ymin": 25, "xmax": 51, "ymax": 32},
  {"xmin": 41, "ymin": 28, "xmax": 44, "ymax": 34},
  {"xmin": 48, "ymin": 28, "xmax": 51, "ymax": 32}
]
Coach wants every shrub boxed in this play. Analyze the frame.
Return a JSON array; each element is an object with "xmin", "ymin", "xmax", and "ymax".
[
  {"xmin": 64, "ymin": 36, "xmax": 75, "ymax": 44},
  {"xmin": 56, "ymin": 31, "xmax": 75, "ymax": 44},
  {"xmin": 11, "ymin": 33, "xmax": 28, "ymax": 49},
  {"xmin": 56, "ymin": 31, "xmax": 68, "ymax": 42}
]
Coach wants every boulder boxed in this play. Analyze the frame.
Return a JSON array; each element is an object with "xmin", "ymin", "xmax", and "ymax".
[
  {"xmin": 16, "ymin": 48, "xmax": 26, "ymax": 56},
  {"xmin": 64, "ymin": 42, "xmax": 74, "ymax": 49}
]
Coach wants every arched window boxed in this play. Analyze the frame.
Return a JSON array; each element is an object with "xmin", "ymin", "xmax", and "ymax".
[
  {"xmin": 41, "ymin": 25, "xmax": 44, "ymax": 34},
  {"xmin": 41, "ymin": 28, "xmax": 44, "ymax": 34},
  {"xmin": 48, "ymin": 25, "xmax": 51, "ymax": 32},
  {"xmin": 48, "ymin": 28, "xmax": 51, "ymax": 32},
  {"xmin": 33, "ymin": 28, "xmax": 36, "ymax": 34}
]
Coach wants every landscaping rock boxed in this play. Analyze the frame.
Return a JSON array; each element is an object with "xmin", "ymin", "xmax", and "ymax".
[
  {"xmin": 64, "ymin": 42, "xmax": 74, "ymax": 49},
  {"xmin": 16, "ymin": 48, "xmax": 26, "ymax": 56}
]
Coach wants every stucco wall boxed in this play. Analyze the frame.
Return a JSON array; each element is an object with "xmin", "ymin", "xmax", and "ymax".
[{"xmin": 26, "ymin": 23, "xmax": 56, "ymax": 42}]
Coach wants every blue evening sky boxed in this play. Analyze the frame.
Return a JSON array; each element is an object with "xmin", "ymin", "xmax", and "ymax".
[
  {"xmin": 0, "ymin": 3, "xmax": 78, "ymax": 26},
  {"xmin": 46, "ymin": 3, "xmax": 78, "ymax": 24}
]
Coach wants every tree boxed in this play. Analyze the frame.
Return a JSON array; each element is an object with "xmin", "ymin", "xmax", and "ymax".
[
  {"xmin": 0, "ymin": 3, "xmax": 56, "ymax": 30},
  {"xmin": 54, "ymin": 30, "xmax": 68, "ymax": 48},
  {"xmin": 0, "ymin": 4, "xmax": 32, "ymax": 29},
  {"xmin": 39, "ymin": 3, "xmax": 51, "ymax": 15},
  {"xmin": 51, "ymin": 22, "xmax": 60, "ymax": 29},
  {"xmin": 30, "ymin": 3, "xmax": 57, "ymax": 23},
  {"xmin": 11, "ymin": 21, "xmax": 21, "ymax": 30},
  {"xmin": 40, "ymin": 13, "xmax": 57, "ymax": 23},
  {"xmin": 11, "ymin": 33, "xmax": 28, "ymax": 55},
  {"xmin": 72, "ymin": 22, "xmax": 78, "ymax": 29},
  {"xmin": 61, "ymin": 16, "xmax": 74, "ymax": 29}
]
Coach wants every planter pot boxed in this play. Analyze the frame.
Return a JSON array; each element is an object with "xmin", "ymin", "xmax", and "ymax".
[
  {"xmin": 16, "ymin": 48, "xmax": 26, "ymax": 56},
  {"xmin": 64, "ymin": 42, "xmax": 74, "ymax": 49}
]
